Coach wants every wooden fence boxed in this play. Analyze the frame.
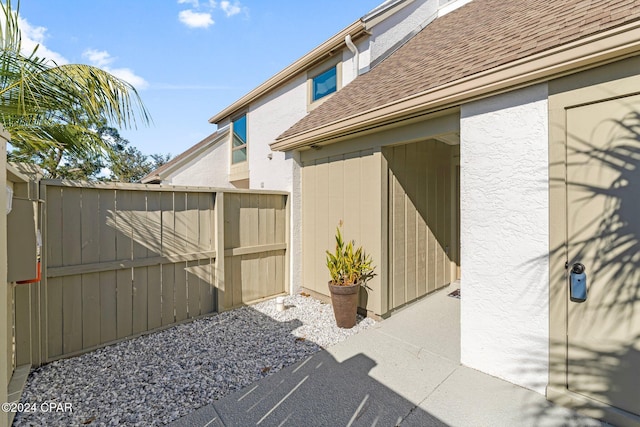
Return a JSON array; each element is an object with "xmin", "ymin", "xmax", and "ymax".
[{"xmin": 12, "ymin": 181, "xmax": 288, "ymax": 367}]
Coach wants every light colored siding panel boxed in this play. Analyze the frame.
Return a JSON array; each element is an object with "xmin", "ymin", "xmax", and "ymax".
[
  {"xmin": 426, "ymin": 142, "xmax": 437, "ymax": 294},
  {"xmin": 314, "ymin": 160, "xmax": 329, "ymax": 294},
  {"xmin": 343, "ymin": 153, "xmax": 361, "ymax": 246},
  {"xmin": 435, "ymin": 144, "xmax": 445, "ymax": 290},
  {"xmin": 392, "ymin": 150, "xmax": 406, "ymax": 308},
  {"xmin": 405, "ymin": 143, "xmax": 418, "ymax": 303},
  {"xmin": 416, "ymin": 142, "xmax": 428, "ymax": 297},
  {"xmin": 302, "ymin": 165, "xmax": 316, "ymax": 289}
]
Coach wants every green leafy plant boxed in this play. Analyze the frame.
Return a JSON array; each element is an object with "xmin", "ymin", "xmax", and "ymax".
[{"xmin": 326, "ymin": 225, "xmax": 375, "ymax": 286}]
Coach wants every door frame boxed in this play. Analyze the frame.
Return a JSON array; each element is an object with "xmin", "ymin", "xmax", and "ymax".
[{"xmin": 547, "ymin": 58, "xmax": 640, "ymax": 426}]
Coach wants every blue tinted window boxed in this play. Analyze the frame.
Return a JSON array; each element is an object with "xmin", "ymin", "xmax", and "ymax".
[
  {"xmin": 233, "ymin": 115, "xmax": 247, "ymax": 145},
  {"xmin": 232, "ymin": 115, "xmax": 247, "ymax": 164},
  {"xmin": 312, "ymin": 67, "xmax": 337, "ymax": 101}
]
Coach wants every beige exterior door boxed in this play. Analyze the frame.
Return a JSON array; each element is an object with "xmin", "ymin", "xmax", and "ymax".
[
  {"xmin": 385, "ymin": 140, "xmax": 458, "ymax": 311},
  {"xmin": 564, "ymin": 95, "xmax": 640, "ymax": 417}
]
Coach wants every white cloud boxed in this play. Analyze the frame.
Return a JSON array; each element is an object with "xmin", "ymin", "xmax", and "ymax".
[
  {"xmin": 177, "ymin": 0, "xmax": 199, "ymax": 6},
  {"xmin": 17, "ymin": 17, "xmax": 68, "ymax": 65},
  {"xmin": 220, "ymin": 1, "xmax": 241, "ymax": 17},
  {"xmin": 82, "ymin": 49, "xmax": 113, "ymax": 68},
  {"xmin": 178, "ymin": 9, "xmax": 214, "ymax": 28},
  {"xmin": 82, "ymin": 49, "xmax": 149, "ymax": 90}
]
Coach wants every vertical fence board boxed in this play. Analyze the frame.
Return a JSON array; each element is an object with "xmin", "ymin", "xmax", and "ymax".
[
  {"xmin": 186, "ymin": 193, "xmax": 200, "ymax": 255},
  {"xmin": 81, "ymin": 189, "xmax": 101, "ymax": 349},
  {"xmin": 131, "ymin": 193, "xmax": 148, "ymax": 335},
  {"xmin": 174, "ymin": 263, "xmax": 188, "ymax": 322},
  {"xmin": 99, "ymin": 190, "xmax": 117, "ymax": 344},
  {"xmin": 146, "ymin": 193, "xmax": 162, "ymax": 330},
  {"xmin": 200, "ymin": 259, "xmax": 214, "ymax": 314},
  {"xmin": 132, "ymin": 267, "xmax": 148, "ymax": 334},
  {"xmin": 174, "ymin": 193, "xmax": 187, "ymax": 256},
  {"xmin": 62, "ymin": 189, "xmax": 83, "ymax": 354},
  {"xmin": 186, "ymin": 260, "xmax": 200, "ymax": 317},
  {"xmin": 46, "ymin": 278, "xmax": 63, "ymax": 359},
  {"xmin": 14, "ymin": 285, "xmax": 31, "ymax": 366},
  {"xmin": 99, "ymin": 271, "xmax": 117, "ymax": 344},
  {"xmin": 147, "ymin": 265, "xmax": 162, "ymax": 330},
  {"xmin": 161, "ymin": 264, "xmax": 175, "ymax": 326},
  {"xmin": 35, "ymin": 183, "xmax": 285, "ymax": 366},
  {"xmin": 115, "ymin": 191, "xmax": 133, "ymax": 339}
]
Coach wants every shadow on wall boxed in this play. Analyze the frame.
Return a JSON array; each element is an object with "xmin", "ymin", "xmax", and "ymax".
[{"xmin": 524, "ymin": 102, "xmax": 640, "ymax": 421}]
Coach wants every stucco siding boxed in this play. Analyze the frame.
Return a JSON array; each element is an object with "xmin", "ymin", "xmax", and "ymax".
[
  {"xmin": 460, "ymin": 83, "xmax": 549, "ymax": 394},
  {"xmin": 368, "ymin": 0, "xmax": 438, "ymax": 68},
  {"xmin": 169, "ymin": 140, "xmax": 232, "ymax": 188}
]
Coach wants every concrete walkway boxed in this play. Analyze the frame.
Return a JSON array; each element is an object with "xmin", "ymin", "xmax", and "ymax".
[{"xmin": 169, "ymin": 287, "xmax": 605, "ymax": 427}]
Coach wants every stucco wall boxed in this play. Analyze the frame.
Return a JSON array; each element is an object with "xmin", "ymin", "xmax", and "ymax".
[
  {"xmin": 169, "ymin": 139, "xmax": 233, "ymax": 188},
  {"xmin": 368, "ymin": 0, "xmax": 438, "ymax": 68},
  {"xmin": 460, "ymin": 83, "xmax": 549, "ymax": 394}
]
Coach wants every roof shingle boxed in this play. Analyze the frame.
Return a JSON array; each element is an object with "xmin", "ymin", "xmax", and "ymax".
[{"xmin": 278, "ymin": 0, "xmax": 640, "ymax": 140}]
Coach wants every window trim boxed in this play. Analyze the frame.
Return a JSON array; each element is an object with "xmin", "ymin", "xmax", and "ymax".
[
  {"xmin": 231, "ymin": 114, "xmax": 248, "ymax": 165},
  {"xmin": 307, "ymin": 57, "xmax": 342, "ymax": 111}
]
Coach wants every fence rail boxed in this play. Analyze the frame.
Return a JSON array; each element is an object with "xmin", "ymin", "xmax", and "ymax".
[{"xmin": 12, "ymin": 181, "xmax": 288, "ymax": 367}]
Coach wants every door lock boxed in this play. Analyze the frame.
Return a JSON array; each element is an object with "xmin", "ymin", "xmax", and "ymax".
[{"xmin": 569, "ymin": 262, "xmax": 587, "ymax": 303}]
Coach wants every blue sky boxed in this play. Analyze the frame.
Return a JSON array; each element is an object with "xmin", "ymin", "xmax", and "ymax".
[{"xmin": 17, "ymin": 0, "xmax": 384, "ymax": 157}]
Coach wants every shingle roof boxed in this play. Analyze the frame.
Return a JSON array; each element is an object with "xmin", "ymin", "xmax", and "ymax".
[{"xmin": 277, "ymin": 0, "xmax": 640, "ymax": 141}]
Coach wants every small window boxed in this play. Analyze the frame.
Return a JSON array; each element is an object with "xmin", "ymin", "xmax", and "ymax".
[
  {"xmin": 232, "ymin": 115, "xmax": 247, "ymax": 164},
  {"xmin": 312, "ymin": 66, "xmax": 337, "ymax": 102}
]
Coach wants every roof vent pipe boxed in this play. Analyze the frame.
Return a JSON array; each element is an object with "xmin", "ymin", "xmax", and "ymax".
[{"xmin": 345, "ymin": 34, "xmax": 359, "ymax": 79}]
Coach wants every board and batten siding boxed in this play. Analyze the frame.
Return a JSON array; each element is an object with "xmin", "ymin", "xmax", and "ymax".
[
  {"xmin": 384, "ymin": 140, "xmax": 459, "ymax": 311},
  {"xmin": 302, "ymin": 149, "xmax": 385, "ymax": 316}
]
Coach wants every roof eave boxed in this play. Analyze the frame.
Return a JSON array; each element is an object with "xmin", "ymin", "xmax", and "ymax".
[
  {"xmin": 271, "ymin": 20, "xmax": 640, "ymax": 151},
  {"xmin": 209, "ymin": 20, "xmax": 367, "ymax": 125}
]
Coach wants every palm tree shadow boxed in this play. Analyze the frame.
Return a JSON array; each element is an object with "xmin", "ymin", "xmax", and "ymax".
[{"xmin": 525, "ymin": 103, "xmax": 640, "ymax": 423}]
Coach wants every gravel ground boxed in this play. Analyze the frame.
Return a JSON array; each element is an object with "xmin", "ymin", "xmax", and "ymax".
[{"xmin": 13, "ymin": 294, "xmax": 375, "ymax": 426}]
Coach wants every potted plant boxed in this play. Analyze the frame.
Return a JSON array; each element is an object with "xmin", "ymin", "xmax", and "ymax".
[{"xmin": 326, "ymin": 225, "xmax": 375, "ymax": 328}]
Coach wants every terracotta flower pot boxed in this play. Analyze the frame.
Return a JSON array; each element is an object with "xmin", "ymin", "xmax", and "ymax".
[{"xmin": 328, "ymin": 281, "xmax": 359, "ymax": 328}]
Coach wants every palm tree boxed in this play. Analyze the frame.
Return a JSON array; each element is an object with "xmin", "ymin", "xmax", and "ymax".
[{"xmin": 0, "ymin": 0, "xmax": 149, "ymax": 163}]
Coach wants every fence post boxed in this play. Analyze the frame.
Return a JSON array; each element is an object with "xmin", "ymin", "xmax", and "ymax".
[
  {"xmin": 0, "ymin": 126, "xmax": 9, "ymax": 427},
  {"xmin": 213, "ymin": 192, "xmax": 225, "ymax": 312}
]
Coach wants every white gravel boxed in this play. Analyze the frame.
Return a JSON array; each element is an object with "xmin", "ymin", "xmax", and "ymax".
[{"xmin": 13, "ymin": 294, "xmax": 375, "ymax": 426}]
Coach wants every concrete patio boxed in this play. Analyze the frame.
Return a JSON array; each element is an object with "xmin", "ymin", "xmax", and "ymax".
[{"xmin": 169, "ymin": 285, "xmax": 606, "ymax": 426}]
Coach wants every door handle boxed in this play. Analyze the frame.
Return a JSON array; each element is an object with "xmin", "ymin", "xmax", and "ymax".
[{"xmin": 570, "ymin": 262, "xmax": 587, "ymax": 303}]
